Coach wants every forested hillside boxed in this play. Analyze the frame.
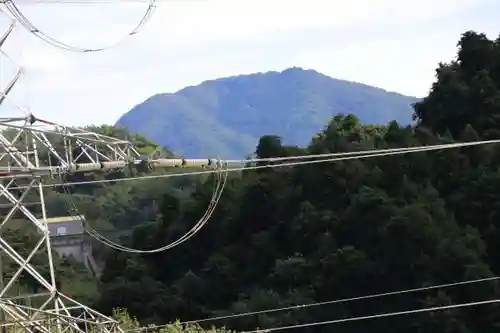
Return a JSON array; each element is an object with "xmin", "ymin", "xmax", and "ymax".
[
  {"xmin": 117, "ymin": 67, "xmax": 418, "ymax": 158},
  {"xmin": 91, "ymin": 30, "xmax": 500, "ymax": 333}
]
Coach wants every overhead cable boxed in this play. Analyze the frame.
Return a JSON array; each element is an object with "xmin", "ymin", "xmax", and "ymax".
[
  {"xmin": 1, "ymin": 0, "xmax": 156, "ymax": 52},
  {"xmin": 123, "ymin": 276, "xmax": 500, "ymax": 331},
  {"xmin": 18, "ymin": 138, "xmax": 500, "ymax": 190},
  {"xmin": 59, "ymin": 160, "xmax": 229, "ymax": 253},
  {"xmin": 240, "ymin": 298, "xmax": 500, "ymax": 333}
]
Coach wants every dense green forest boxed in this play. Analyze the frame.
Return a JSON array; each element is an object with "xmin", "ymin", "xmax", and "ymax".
[
  {"xmin": 8, "ymin": 29, "xmax": 500, "ymax": 333},
  {"xmin": 92, "ymin": 30, "xmax": 500, "ymax": 332}
]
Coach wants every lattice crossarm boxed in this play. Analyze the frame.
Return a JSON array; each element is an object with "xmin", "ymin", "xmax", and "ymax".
[{"xmin": 0, "ymin": 70, "xmax": 22, "ymax": 107}]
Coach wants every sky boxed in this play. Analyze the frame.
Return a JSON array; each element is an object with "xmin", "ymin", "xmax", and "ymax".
[{"xmin": 0, "ymin": 0, "xmax": 500, "ymax": 126}]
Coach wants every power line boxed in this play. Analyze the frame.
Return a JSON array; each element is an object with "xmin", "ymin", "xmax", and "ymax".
[
  {"xmin": 1, "ymin": 0, "xmax": 157, "ymax": 52},
  {"xmin": 122, "ymin": 276, "xmax": 499, "ymax": 331},
  {"xmin": 19, "ymin": 138, "xmax": 500, "ymax": 190},
  {"xmin": 60, "ymin": 163, "xmax": 229, "ymax": 253},
  {"xmin": 241, "ymin": 298, "xmax": 500, "ymax": 333},
  {"xmin": 0, "ymin": 139, "xmax": 469, "ymax": 173},
  {"xmin": 226, "ymin": 139, "xmax": 495, "ymax": 164}
]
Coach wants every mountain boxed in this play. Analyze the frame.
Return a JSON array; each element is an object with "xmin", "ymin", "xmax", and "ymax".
[{"xmin": 116, "ymin": 67, "xmax": 420, "ymax": 158}]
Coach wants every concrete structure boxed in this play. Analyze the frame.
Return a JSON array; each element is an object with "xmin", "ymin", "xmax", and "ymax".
[{"xmin": 45, "ymin": 216, "xmax": 100, "ymax": 276}]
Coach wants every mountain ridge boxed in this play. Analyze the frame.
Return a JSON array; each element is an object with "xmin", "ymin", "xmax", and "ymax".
[{"xmin": 116, "ymin": 67, "xmax": 420, "ymax": 158}]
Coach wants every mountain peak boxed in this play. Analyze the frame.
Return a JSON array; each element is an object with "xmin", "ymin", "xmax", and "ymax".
[
  {"xmin": 281, "ymin": 66, "xmax": 318, "ymax": 74},
  {"xmin": 117, "ymin": 69, "xmax": 419, "ymax": 158}
]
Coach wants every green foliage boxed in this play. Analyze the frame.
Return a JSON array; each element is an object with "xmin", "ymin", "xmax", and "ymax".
[
  {"xmin": 413, "ymin": 31, "xmax": 500, "ymax": 139},
  {"xmin": 0, "ymin": 308, "xmax": 230, "ymax": 333},
  {"xmin": 113, "ymin": 308, "xmax": 232, "ymax": 333},
  {"xmin": 84, "ymin": 125, "xmax": 173, "ymax": 156},
  {"xmin": 94, "ymin": 30, "xmax": 500, "ymax": 333}
]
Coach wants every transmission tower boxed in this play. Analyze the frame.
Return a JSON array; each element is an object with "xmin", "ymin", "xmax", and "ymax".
[
  {"xmin": 0, "ymin": 2, "xmax": 219, "ymax": 333},
  {"xmin": 0, "ymin": 16, "xmax": 124, "ymax": 333}
]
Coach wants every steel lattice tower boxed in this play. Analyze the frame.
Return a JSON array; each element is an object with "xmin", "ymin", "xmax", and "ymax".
[
  {"xmin": 0, "ymin": 2, "xmax": 190, "ymax": 332},
  {"xmin": 0, "ymin": 3, "xmax": 220, "ymax": 331},
  {"xmin": 0, "ymin": 13, "xmax": 128, "ymax": 333}
]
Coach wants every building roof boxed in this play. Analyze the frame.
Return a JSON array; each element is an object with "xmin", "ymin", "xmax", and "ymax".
[{"xmin": 45, "ymin": 215, "xmax": 85, "ymax": 224}]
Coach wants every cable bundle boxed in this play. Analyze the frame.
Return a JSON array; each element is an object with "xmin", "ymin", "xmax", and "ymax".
[{"xmin": 58, "ymin": 159, "xmax": 228, "ymax": 253}]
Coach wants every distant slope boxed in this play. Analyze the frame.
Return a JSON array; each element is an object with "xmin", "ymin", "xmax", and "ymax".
[{"xmin": 116, "ymin": 67, "xmax": 419, "ymax": 158}]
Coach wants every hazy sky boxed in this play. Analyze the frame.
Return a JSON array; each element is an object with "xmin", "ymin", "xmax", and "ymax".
[{"xmin": 0, "ymin": 0, "xmax": 499, "ymax": 126}]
